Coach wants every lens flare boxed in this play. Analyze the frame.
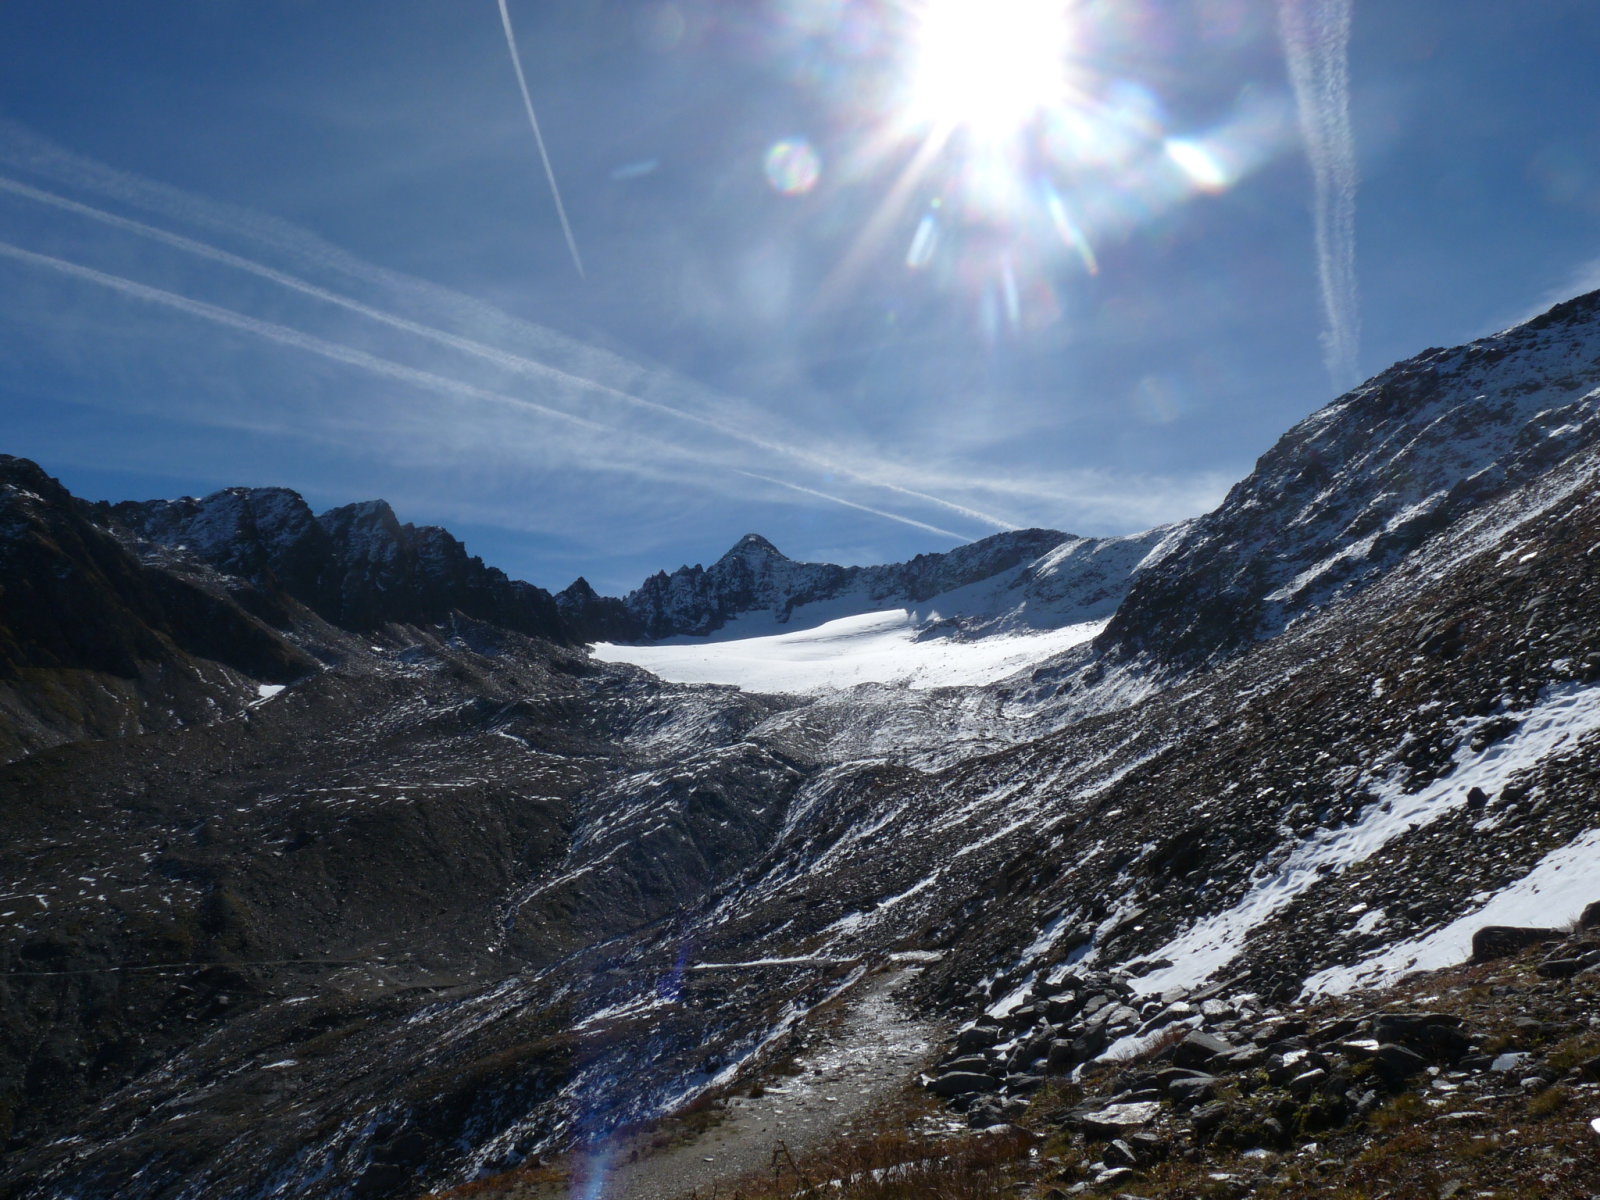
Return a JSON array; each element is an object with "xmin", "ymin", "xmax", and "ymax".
[
  {"xmin": 1165, "ymin": 138, "xmax": 1230, "ymax": 193},
  {"xmin": 906, "ymin": 212, "xmax": 939, "ymax": 268},
  {"xmin": 764, "ymin": 138, "xmax": 822, "ymax": 195}
]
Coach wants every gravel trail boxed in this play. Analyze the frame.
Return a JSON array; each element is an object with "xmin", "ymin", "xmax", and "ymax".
[{"xmin": 550, "ymin": 967, "xmax": 942, "ymax": 1200}]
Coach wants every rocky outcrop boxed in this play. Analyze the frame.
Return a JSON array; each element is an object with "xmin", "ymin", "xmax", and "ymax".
[
  {"xmin": 923, "ymin": 921, "xmax": 1600, "ymax": 1195},
  {"xmin": 1101, "ymin": 288, "xmax": 1600, "ymax": 669},
  {"xmin": 0, "ymin": 456, "xmax": 317, "ymax": 761},
  {"xmin": 114, "ymin": 488, "xmax": 567, "ymax": 639},
  {"xmin": 554, "ymin": 576, "xmax": 645, "ymax": 642},
  {"xmin": 621, "ymin": 528, "xmax": 1074, "ymax": 638}
]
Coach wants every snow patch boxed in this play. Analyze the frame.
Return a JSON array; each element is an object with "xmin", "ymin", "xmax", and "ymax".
[
  {"xmin": 1131, "ymin": 680, "xmax": 1600, "ymax": 995},
  {"xmin": 1303, "ymin": 826, "xmax": 1600, "ymax": 995}
]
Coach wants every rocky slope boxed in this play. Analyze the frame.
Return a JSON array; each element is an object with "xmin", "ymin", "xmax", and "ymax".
[
  {"xmin": 1, "ymin": 290, "xmax": 1599, "ymax": 1200},
  {"xmin": 1098, "ymin": 288, "xmax": 1600, "ymax": 670}
]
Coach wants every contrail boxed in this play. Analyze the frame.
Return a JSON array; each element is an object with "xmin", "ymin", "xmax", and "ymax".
[
  {"xmin": 0, "ymin": 239, "xmax": 606, "ymax": 433},
  {"xmin": 0, "ymin": 175, "xmax": 1019, "ymax": 534},
  {"xmin": 496, "ymin": 0, "xmax": 585, "ymax": 279},
  {"xmin": 0, "ymin": 241, "xmax": 987, "ymax": 542},
  {"xmin": 734, "ymin": 471, "xmax": 965, "ymax": 541},
  {"xmin": 1278, "ymin": 0, "xmax": 1360, "ymax": 390}
]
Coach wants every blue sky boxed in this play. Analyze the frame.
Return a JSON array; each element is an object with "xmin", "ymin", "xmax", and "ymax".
[{"xmin": 1, "ymin": 1, "xmax": 1596, "ymax": 595}]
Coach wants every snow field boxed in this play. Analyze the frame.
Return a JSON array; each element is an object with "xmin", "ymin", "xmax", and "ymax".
[{"xmin": 593, "ymin": 609, "xmax": 1105, "ymax": 694}]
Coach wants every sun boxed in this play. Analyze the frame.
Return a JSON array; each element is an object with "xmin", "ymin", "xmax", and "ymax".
[{"xmin": 904, "ymin": 0, "xmax": 1075, "ymax": 140}]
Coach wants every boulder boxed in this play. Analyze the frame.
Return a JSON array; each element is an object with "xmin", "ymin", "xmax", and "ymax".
[
  {"xmin": 1582, "ymin": 900, "xmax": 1600, "ymax": 931},
  {"xmin": 1103, "ymin": 1138, "xmax": 1140, "ymax": 1168},
  {"xmin": 1166, "ymin": 1074, "xmax": 1218, "ymax": 1106},
  {"xmin": 1287, "ymin": 1067, "xmax": 1330, "ymax": 1099},
  {"xmin": 937, "ymin": 1054, "xmax": 995, "ymax": 1074},
  {"xmin": 1046, "ymin": 1038, "xmax": 1079, "ymax": 1072},
  {"xmin": 1470, "ymin": 925, "xmax": 1564, "ymax": 962},
  {"xmin": 1370, "ymin": 1043, "xmax": 1429, "ymax": 1086},
  {"xmin": 926, "ymin": 1070, "xmax": 999, "ymax": 1098},
  {"xmin": 955, "ymin": 1022, "xmax": 1004, "ymax": 1052},
  {"xmin": 1072, "ymin": 1100, "xmax": 1162, "ymax": 1138},
  {"xmin": 1173, "ymin": 1031, "xmax": 1235, "ymax": 1070},
  {"xmin": 1190, "ymin": 1100, "xmax": 1232, "ymax": 1136},
  {"xmin": 1371, "ymin": 1012, "xmax": 1470, "ymax": 1058}
]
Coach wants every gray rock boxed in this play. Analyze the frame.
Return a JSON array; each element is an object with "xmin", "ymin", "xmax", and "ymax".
[
  {"xmin": 1216, "ymin": 1045, "xmax": 1269, "ymax": 1071},
  {"xmin": 1166, "ymin": 1075, "xmax": 1217, "ymax": 1106},
  {"xmin": 1074, "ymin": 1101, "xmax": 1162, "ymax": 1137},
  {"xmin": 1047, "ymin": 1038, "xmax": 1080, "ymax": 1072},
  {"xmin": 926, "ymin": 1070, "xmax": 999, "ymax": 1097},
  {"xmin": 1470, "ymin": 925, "xmax": 1564, "ymax": 962},
  {"xmin": 937, "ymin": 1054, "xmax": 993, "ymax": 1074},
  {"xmin": 1103, "ymin": 1138, "xmax": 1140, "ymax": 1168},
  {"xmin": 956, "ymin": 1023, "xmax": 1004, "ymax": 1052},
  {"xmin": 1287, "ymin": 1067, "xmax": 1330, "ymax": 1098},
  {"xmin": 1190, "ymin": 1100, "xmax": 1232, "ymax": 1135},
  {"xmin": 1371, "ymin": 1043, "xmax": 1429, "ymax": 1085},
  {"xmin": 1173, "ymin": 1030, "xmax": 1235, "ymax": 1070}
]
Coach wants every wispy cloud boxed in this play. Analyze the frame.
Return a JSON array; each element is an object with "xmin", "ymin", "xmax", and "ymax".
[
  {"xmin": 1278, "ymin": 0, "xmax": 1361, "ymax": 390},
  {"xmin": 734, "ymin": 470, "xmax": 965, "ymax": 541},
  {"xmin": 0, "ymin": 133, "xmax": 1023, "ymax": 533},
  {"xmin": 495, "ymin": 0, "xmax": 585, "ymax": 279},
  {"xmin": 0, "ymin": 120, "xmax": 1225, "ymax": 568}
]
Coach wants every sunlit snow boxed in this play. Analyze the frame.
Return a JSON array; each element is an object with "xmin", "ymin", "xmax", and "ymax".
[
  {"xmin": 1130, "ymin": 679, "xmax": 1600, "ymax": 997},
  {"xmin": 1303, "ymin": 826, "xmax": 1600, "ymax": 995},
  {"xmin": 593, "ymin": 609, "xmax": 1105, "ymax": 694}
]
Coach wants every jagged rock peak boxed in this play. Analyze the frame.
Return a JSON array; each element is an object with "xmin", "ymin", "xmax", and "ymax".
[
  {"xmin": 722, "ymin": 532, "xmax": 787, "ymax": 561},
  {"xmin": 1101, "ymin": 284, "xmax": 1600, "ymax": 669},
  {"xmin": 112, "ymin": 482, "xmax": 568, "ymax": 641}
]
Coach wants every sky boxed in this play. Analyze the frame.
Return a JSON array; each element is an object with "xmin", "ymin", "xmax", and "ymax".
[{"xmin": 0, "ymin": 1, "xmax": 1596, "ymax": 596}]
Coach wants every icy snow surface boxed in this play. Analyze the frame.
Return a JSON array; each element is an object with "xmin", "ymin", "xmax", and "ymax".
[
  {"xmin": 1303, "ymin": 826, "xmax": 1600, "ymax": 995},
  {"xmin": 1130, "ymin": 680, "xmax": 1600, "ymax": 997},
  {"xmin": 594, "ymin": 609, "xmax": 1105, "ymax": 694}
]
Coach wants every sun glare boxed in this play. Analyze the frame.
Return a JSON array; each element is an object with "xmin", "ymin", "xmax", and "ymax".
[{"xmin": 906, "ymin": 0, "xmax": 1073, "ymax": 139}]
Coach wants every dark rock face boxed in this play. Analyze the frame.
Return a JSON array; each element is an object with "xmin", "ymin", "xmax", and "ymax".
[
  {"xmin": 0, "ymin": 457, "xmax": 317, "ymax": 761},
  {"xmin": 1101, "ymin": 288, "xmax": 1600, "ymax": 669},
  {"xmin": 114, "ymin": 488, "xmax": 566, "ymax": 640},
  {"xmin": 622, "ymin": 527, "xmax": 1076, "ymax": 639},
  {"xmin": 554, "ymin": 576, "xmax": 645, "ymax": 642}
]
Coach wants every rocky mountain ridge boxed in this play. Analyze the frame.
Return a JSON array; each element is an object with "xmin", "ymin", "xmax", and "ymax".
[{"xmin": 107, "ymin": 481, "xmax": 1159, "ymax": 651}]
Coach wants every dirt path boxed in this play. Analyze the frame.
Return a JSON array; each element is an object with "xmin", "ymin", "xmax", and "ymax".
[{"xmin": 552, "ymin": 967, "xmax": 943, "ymax": 1200}]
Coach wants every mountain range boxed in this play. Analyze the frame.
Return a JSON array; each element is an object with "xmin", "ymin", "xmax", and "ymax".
[{"xmin": 1, "ymin": 289, "xmax": 1599, "ymax": 1199}]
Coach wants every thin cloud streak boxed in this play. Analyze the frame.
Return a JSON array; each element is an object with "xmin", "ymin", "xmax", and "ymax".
[
  {"xmin": 0, "ymin": 240, "xmax": 991, "ymax": 543},
  {"xmin": 0, "ymin": 170, "xmax": 1019, "ymax": 532},
  {"xmin": 0, "ymin": 239, "xmax": 607, "ymax": 434},
  {"xmin": 733, "ymin": 471, "xmax": 965, "ymax": 541},
  {"xmin": 0, "ymin": 123, "xmax": 1218, "ymax": 547},
  {"xmin": 496, "ymin": 0, "xmax": 585, "ymax": 279},
  {"xmin": 1278, "ymin": 0, "xmax": 1360, "ymax": 390}
]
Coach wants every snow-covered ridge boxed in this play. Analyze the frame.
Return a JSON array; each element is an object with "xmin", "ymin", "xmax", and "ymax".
[
  {"xmin": 592, "ymin": 524, "xmax": 1177, "ymax": 694},
  {"xmin": 1103, "ymin": 287, "xmax": 1600, "ymax": 667},
  {"xmin": 613, "ymin": 524, "xmax": 1173, "ymax": 642}
]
